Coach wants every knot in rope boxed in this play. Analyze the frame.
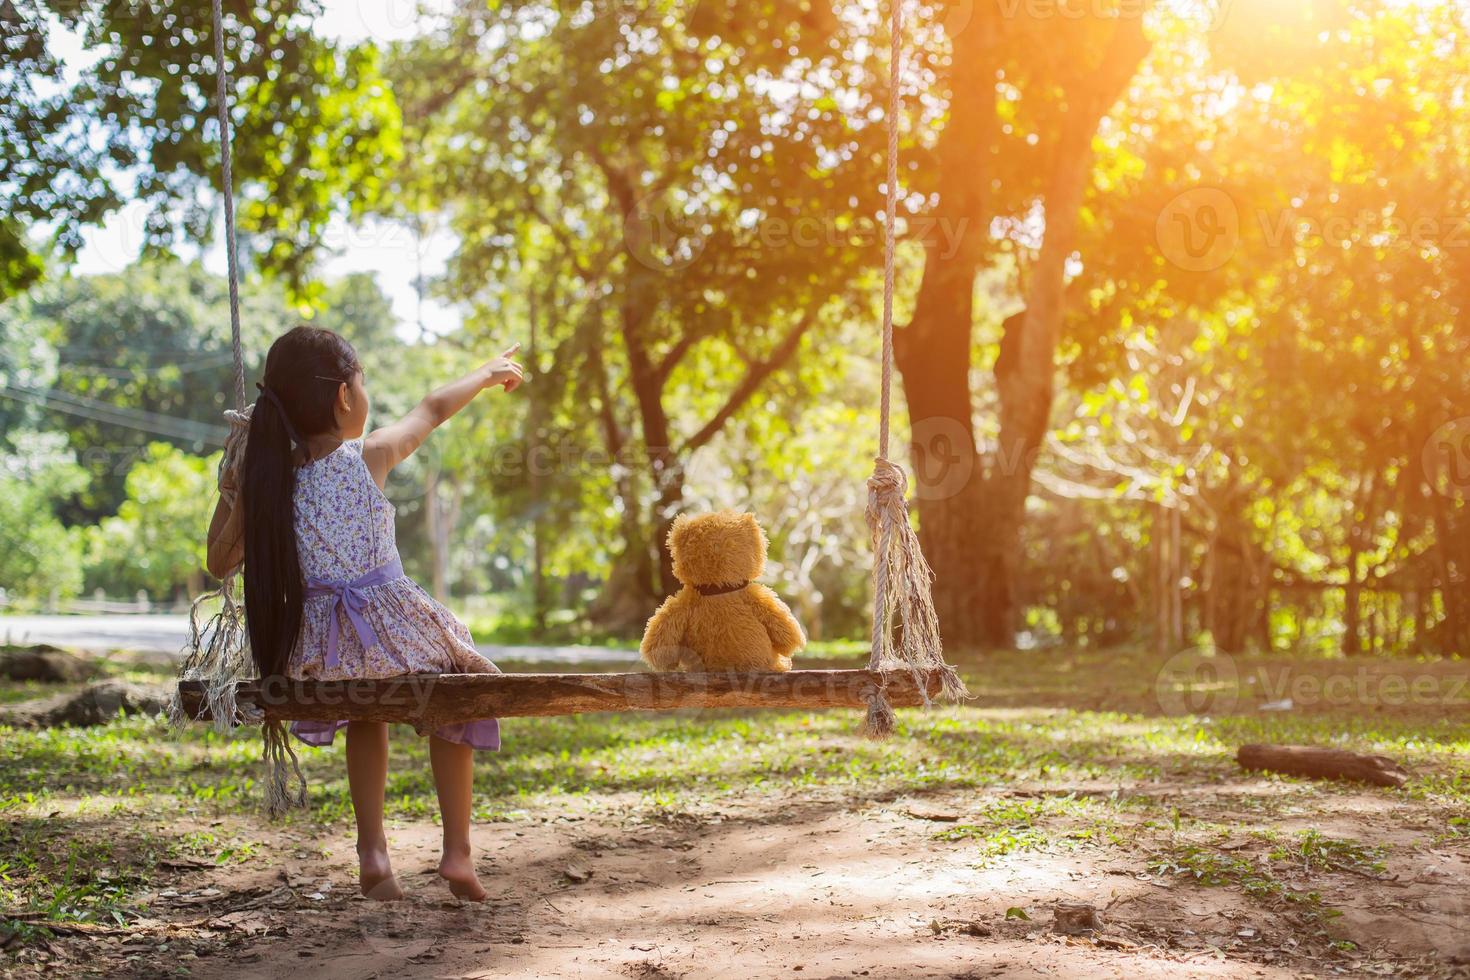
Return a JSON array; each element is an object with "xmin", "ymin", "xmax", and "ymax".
[{"xmin": 866, "ymin": 455, "xmax": 908, "ymax": 506}]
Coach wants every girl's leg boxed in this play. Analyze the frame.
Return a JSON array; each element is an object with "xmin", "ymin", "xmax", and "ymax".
[
  {"xmin": 346, "ymin": 721, "xmax": 403, "ymax": 900},
  {"xmin": 429, "ymin": 735, "xmax": 486, "ymax": 901}
]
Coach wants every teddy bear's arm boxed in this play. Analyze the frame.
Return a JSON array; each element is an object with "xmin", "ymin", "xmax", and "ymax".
[
  {"xmin": 640, "ymin": 591, "xmax": 693, "ymax": 672},
  {"xmin": 748, "ymin": 585, "xmax": 806, "ymax": 657}
]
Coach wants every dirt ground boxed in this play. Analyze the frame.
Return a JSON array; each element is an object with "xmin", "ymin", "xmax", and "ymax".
[
  {"xmin": 4, "ymin": 648, "xmax": 1467, "ymax": 979},
  {"xmin": 26, "ymin": 780, "xmax": 1463, "ymax": 980}
]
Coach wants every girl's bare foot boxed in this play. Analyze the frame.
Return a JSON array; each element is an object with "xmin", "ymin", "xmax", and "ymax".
[
  {"xmin": 358, "ymin": 846, "xmax": 404, "ymax": 901},
  {"xmin": 438, "ymin": 849, "xmax": 486, "ymax": 902}
]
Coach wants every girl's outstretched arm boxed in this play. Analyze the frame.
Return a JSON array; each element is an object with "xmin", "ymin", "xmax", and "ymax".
[{"xmin": 363, "ymin": 344, "xmax": 523, "ymax": 486}]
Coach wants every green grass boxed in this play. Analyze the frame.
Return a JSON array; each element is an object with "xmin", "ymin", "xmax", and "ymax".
[
  {"xmin": 1148, "ymin": 843, "xmax": 1320, "ymax": 904},
  {"xmin": 1146, "ymin": 830, "xmax": 1389, "ymax": 914},
  {"xmin": 459, "ymin": 608, "xmax": 630, "ymax": 649},
  {"xmin": 932, "ymin": 794, "xmax": 1119, "ymax": 860},
  {"xmin": 0, "ymin": 646, "xmax": 1465, "ymax": 940}
]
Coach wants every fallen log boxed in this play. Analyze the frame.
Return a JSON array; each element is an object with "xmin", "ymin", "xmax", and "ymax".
[
  {"xmin": 176, "ymin": 669, "xmax": 948, "ymax": 725},
  {"xmin": 1236, "ymin": 743, "xmax": 1408, "ymax": 788}
]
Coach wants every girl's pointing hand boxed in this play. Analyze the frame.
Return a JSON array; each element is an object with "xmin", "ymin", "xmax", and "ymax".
[{"xmin": 486, "ymin": 343, "xmax": 525, "ymax": 392}]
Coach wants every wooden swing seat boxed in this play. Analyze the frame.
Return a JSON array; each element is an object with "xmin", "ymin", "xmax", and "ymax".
[{"xmin": 177, "ymin": 668, "xmax": 947, "ymax": 725}]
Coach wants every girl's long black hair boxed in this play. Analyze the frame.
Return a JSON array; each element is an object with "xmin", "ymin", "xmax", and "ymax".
[{"xmin": 243, "ymin": 325, "xmax": 361, "ymax": 677}]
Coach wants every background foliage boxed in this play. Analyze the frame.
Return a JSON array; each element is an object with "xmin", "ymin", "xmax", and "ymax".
[{"xmin": 0, "ymin": 0, "xmax": 1465, "ymax": 659}]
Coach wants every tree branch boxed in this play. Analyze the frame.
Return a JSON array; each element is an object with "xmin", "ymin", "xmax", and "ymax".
[
  {"xmin": 519, "ymin": 186, "xmax": 598, "ymax": 285},
  {"xmin": 679, "ymin": 309, "xmax": 818, "ymax": 455},
  {"xmin": 655, "ymin": 321, "xmax": 720, "ymax": 384}
]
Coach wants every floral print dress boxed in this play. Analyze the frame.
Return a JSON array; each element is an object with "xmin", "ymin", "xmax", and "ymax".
[{"xmin": 287, "ymin": 440, "xmax": 500, "ymax": 750}]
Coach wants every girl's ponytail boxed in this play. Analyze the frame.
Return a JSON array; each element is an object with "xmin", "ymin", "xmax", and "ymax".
[
  {"xmin": 242, "ymin": 385, "xmax": 305, "ymax": 677},
  {"xmin": 241, "ymin": 325, "xmax": 361, "ymax": 677}
]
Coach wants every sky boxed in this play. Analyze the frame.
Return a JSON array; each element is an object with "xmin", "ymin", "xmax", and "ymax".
[{"xmin": 72, "ymin": 0, "xmax": 461, "ymax": 339}]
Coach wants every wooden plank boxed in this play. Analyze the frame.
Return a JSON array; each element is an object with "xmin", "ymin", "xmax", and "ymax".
[
  {"xmin": 176, "ymin": 669, "xmax": 949, "ymax": 725},
  {"xmin": 1236, "ymin": 743, "xmax": 1409, "ymax": 788}
]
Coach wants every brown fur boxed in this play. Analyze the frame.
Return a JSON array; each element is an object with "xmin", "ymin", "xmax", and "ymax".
[{"xmin": 640, "ymin": 511, "xmax": 806, "ymax": 672}]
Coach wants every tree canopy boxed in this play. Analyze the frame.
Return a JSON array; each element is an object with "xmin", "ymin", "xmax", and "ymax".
[
  {"xmin": 0, "ymin": 0, "xmax": 1465, "ymax": 658},
  {"xmin": 1, "ymin": 0, "xmax": 400, "ymax": 299}
]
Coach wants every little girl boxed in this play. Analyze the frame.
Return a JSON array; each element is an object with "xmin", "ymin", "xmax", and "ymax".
[{"xmin": 205, "ymin": 324, "xmax": 523, "ymax": 902}]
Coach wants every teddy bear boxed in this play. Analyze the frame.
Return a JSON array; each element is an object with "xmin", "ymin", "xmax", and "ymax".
[{"xmin": 640, "ymin": 511, "xmax": 806, "ymax": 672}]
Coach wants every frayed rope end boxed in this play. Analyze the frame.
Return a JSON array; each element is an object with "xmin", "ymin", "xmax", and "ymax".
[
  {"xmin": 937, "ymin": 664, "xmax": 971, "ymax": 704},
  {"xmin": 262, "ymin": 720, "xmax": 307, "ymax": 818},
  {"xmin": 860, "ymin": 688, "xmax": 897, "ymax": 740}
]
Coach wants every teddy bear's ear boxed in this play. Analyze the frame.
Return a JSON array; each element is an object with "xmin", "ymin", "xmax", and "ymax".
[
  {"xmin": 739, "ymin": 512, "xmax": 769, "ymax": 565},
  {"xmin": 667, "ymin": 512, "xmax": 694, "ymax": 551}
]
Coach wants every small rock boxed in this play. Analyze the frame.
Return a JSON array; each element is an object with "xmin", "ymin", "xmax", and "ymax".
[{"xmin": 564, "ymin": 863, "xmax": 592, "ymax": 883}]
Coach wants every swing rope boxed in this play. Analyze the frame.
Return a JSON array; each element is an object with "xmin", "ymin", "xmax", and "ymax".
[
  {"xmin": 860, "ymin": 0, "xmax": 967, "ymax": 739},
  {"xmin": 212, "ymin": 0, "xmax": 246, "ymax": 414},
  {"xmin": 167, "ymin": 0, "xmax": 305, "ymax": 815}
]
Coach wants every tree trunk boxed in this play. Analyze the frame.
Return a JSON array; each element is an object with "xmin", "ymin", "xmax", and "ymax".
[
  {"xmin": 593, "ymin": 134, "xmax": 839, "ymax": 608},
  {"xmin": 893, "ymin": 17, "xmax": 1148, "ymax": 650},
  {"xmin": 1205, "ymin": 484, "xmax": 1267, "ymax": 655},
  {"xmin": 894, "ymin": 16, "xmax": 1003, "ymax": 647},
  {"xmin": 585, "ymin": 318, "xmax": 660, "ymax": 631},
  {"xmin": 1153, "ymin": 502, "xmax": 1186, "ymax": 655},
  {"xmin": 528, "ymin": 286, "xmax": 549, "ymax": 635},
  {"xmin": 1342, "ymin": 577, "xmax": 1363, "ymax": 656},
  {"xmin": 1342, "ymin": 471, "xmax": 1383, "ymax": 656},
  {"xmin": 425, "ymin": 468, "xmax": 450, "ymax": 604}
]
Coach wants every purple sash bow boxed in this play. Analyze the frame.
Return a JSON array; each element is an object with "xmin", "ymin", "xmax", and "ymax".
[{"xmin": 305, "ymin": 557, "xmax": 404, "ymax": 668}]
